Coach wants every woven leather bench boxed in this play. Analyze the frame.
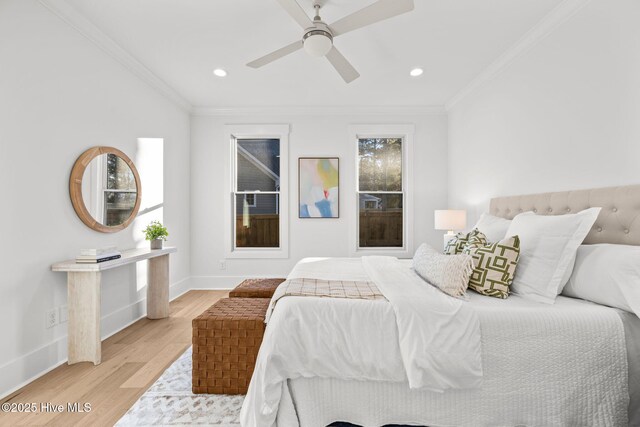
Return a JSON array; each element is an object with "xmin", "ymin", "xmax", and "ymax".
[
  {"xmin": 229, "ymin": 278, "xmax": 286, "ymax": 299},
  {"xmin": 192, "ymin": 297, "xmax": 269, "ymax": 395}
]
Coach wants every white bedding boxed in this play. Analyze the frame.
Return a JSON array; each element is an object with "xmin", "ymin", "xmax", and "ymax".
[
  {"xmin": 281, "ymin": 294, "xmax": 630, "ymax": 426},
  {"xmin": 240, "ymin": 257, "xmax": 482, "ymax": 426},
  {"xmin": 241, "ymin": 258, "xmax": 630, "ymax": 427}
]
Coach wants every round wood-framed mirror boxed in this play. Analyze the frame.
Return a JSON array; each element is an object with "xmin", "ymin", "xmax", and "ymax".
[{"xmin": 69, "ymin": 146, "xmax": 142, "ymax": 233}]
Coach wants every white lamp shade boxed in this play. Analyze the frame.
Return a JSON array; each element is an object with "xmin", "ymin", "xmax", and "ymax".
[
  {"xmin": 434, "ymin": 210, "xmax": 467, "ymax": 231},
  {"xmin": 304, "ymin": 33, "xmax": 333, "ymax": 57}
]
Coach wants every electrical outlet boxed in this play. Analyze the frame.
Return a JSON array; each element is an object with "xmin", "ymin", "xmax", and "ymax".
[
  {"xmin": 59, "ymin": 306, "xmax": 68, "ymax": 323},
  {"xmin": 45, "ymin": 309, "xmax": 58, "ymax": 329},
  {"xmin": 219, "ymin": 260, "xmax": 227, "ymax": 270}
]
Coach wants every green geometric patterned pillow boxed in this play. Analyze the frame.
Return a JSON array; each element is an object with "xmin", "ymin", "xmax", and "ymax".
[
  {"xmin": 463, "ymin": 235, "xmax": 521, "ymax": 299},
  {"xmin": 444, "ymin": 229, "xmax": 487, "ymax": 255}
]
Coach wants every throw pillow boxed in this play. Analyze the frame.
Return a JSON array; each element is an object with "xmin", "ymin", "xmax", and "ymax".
[
  {"xmin": 413, "ymin": 243, "xmax": 474, "ymax": 298},
  {"xmin": 444, "ymin": 229, "xmax": 488, "ymax": 255},
  {"xmin": 463, "ymin": 236, "xmax": 521, "ymax": 299}
]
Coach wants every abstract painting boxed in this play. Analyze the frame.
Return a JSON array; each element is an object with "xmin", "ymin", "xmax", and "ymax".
[{"xmin": 299, "ymin": 157, "xmax": 339, "ymax": 218}]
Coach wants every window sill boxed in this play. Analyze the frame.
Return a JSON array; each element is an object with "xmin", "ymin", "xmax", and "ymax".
[
  {"xmin": 225, "ymin": 248, "xmax": 289, "ymax": 259},
  {"xmin": 351, "ymin": 247, "xmax": 413, "ymax": 258}
]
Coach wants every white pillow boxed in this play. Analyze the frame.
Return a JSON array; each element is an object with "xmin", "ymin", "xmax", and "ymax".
[
  {"xmin": 473, "ymin": 213, "xmax": 511, "ymax": 242},
  {"xmin": 562, "ymin": 244, "xmax": 640, "ymax": 317},
  {"xmin": 413, "ymin": 243, "xmax": 474, "ymax": 298},
  {"xmin": 506, "ymin": 207, "xmax": 601, "ymax": 303}
]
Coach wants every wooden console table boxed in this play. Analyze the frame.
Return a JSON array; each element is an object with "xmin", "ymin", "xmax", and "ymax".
[{"xmin": 52, "ymin": 247, "xmax": 177, "ymax": 365}]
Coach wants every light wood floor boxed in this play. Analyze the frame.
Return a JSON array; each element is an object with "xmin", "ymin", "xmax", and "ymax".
[{"xmin": 0, "ymin": 290, "xmax": 227, "ymax": 427}]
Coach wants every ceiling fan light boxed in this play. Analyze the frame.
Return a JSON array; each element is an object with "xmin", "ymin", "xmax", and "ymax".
[
  {"xmin": 213, "ymin": 68, "xmax": 227, "ymax": 77},
  {"xmin": 303, "ymin": 31, "xmax": 333, "ymax": 57}
]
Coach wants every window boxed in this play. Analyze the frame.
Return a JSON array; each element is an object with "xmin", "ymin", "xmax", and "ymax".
[
  {"xmin": 364, "ymin": 200, "xmax": 377, "ymax": 209},
  {"xmin": 224, "ymin": 124, "xmax": 289, "ymax": 259},
  {"xmin": 234, "ymin": 139, "xmax": 280, "ymax": 248},
  {"xmin": 244, "ymin": 194, "xmax": 257, "ymax": 207},
  {"xmin": 358, "ymin": 138, "xmax": 404, "ymax": 248},
  {"xmin": 350, "ymin": 125, "xmax": 414, "ymax": 256}
]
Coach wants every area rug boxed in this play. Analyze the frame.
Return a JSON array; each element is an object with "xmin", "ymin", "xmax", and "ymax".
[{"xmin": 116, "ymin": 347, "xmax": 243, "ymax": 426}]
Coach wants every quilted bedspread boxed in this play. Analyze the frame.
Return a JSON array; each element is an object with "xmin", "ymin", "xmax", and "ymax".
[
  {"xmin": 278, "ymin": 291, "xmax": 630, "ymax": 427},
  {"xmin": 241, "ymin": 257, "xmax": 483, "ymax": 427}
]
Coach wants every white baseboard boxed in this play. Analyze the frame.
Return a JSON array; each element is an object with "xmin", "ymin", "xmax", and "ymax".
[
  {"xmin": 0, "ymin": 337, "xmax": 68, "ymax": 402},
  {"xmin": 0, "ymin": 276, "xmax": 191, "ymax": 401},
  {"xmin": 169, "ymin": 276, "xmax": 193, "ymax": 299}
]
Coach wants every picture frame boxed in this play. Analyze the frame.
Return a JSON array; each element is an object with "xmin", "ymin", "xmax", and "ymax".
[{"xmin": 298, "ymin": 157, "xmax": 340, "ymax": 218}]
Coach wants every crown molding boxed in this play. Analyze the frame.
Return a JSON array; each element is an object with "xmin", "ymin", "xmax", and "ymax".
[
  {"xmin": 39, "ymin": 0, "xmax": 192, "ymax": 113},
  {"xmin": 445, "ymin": 0, "xmax": 592, "ymax": 111},
  {"xmin": 191, "ymin": 105, "xmax": 446, "ymax": 117}
]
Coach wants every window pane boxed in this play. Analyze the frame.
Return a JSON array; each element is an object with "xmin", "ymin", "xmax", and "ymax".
[
  {"xmin": 106, "ymin": 154, "xmax": 136, "ymax": 190},
  {"xmin": 359, "ymin": 193, "xmax": 403, "ymax": 248},
  {"xmin": 358, "ymin": 138, "xmax": 402, "ymax": 192},
  {"xmin": 104, "ymin": 191, "xmax": 136, "ymax": 226},
  {"xmin": 237, "ymin": 139, "xmax": 280, "ymax": 192},
  {"xmin": 235, "ymin": 193, "xmax": 279, "ymax": 248}
]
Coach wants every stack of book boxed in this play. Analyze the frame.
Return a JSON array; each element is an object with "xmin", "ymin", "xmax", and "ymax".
[{"xmin": 76, "ymin": 247, "xmax": 122, "ymax": 264}]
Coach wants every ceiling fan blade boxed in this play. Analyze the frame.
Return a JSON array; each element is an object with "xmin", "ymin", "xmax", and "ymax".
[
  {"xmin": 326, "ymin": 46, "xmax": 360, "ymax": 83},
  {"xmin": 247, "ymin": 41, "xmax": 303, "ymax": 68},
  {"xmin": 330, "ymin": 0, "xmax": 414, "ymax": 37},
  {"xmin": 275, "ymin": 0, "xmax": 313, "ymax": 29}
]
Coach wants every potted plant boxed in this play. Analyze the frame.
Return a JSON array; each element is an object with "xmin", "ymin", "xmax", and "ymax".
[{"xmin": 143, "ymin": 221, "xmax": 169, "ymax": 249}]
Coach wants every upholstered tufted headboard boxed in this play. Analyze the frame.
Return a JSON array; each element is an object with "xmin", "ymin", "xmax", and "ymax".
[{"xmin": 489, "ymin": 185, "xmax": 640, "ymax": 245}]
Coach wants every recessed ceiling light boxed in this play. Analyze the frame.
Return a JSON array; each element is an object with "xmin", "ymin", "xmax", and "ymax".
[
  {"xmin": 213, "ymin": 68, "xmax": 227, "ymax": 77},
  {"xmin": 410, "ymin": 68, "xmax": 424, "ymax": 77}
]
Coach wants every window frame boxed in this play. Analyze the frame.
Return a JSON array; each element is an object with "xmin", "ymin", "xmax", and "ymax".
[
  {"xmin": 224, "ymin": 124, "xmax": 290, "ymax": 259},
  {"xmin": 349, "ymin": 124, "xmax": 414, "ymax": 257}
]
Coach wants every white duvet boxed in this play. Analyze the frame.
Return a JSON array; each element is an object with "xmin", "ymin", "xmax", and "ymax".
[{"xmin": 240, "ymin": 257, "xmax": 483, "ymax": 426}]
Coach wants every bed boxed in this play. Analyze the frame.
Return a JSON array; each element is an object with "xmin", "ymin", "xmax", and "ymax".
[{"xmin": 241, "ymin": 185, "xmax": 640, "ymax": 427}]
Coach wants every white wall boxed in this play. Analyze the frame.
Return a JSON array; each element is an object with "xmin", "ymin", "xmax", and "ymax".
[
  {"xmin": 190, "ymin": 113, "xmax": 448, "ymax": 287},
  {"xmin": 0, "ymin": 0, "xmax": 191, "ymax": 396},
  {"xmin": 448, "ymin": 0, "xmax": 640, "ymax": 223}
]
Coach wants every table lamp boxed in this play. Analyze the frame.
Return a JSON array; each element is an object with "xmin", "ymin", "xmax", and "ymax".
[{"xmin": 434, "ymin": 210, "xmax": 467, "ymax": 249}]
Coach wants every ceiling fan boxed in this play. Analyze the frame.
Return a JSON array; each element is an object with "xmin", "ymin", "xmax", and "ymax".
[{"xmin": 247, "ymin": 0, "xmax": 415, "ymax": 83}]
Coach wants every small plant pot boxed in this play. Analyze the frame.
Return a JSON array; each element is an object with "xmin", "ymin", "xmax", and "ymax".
[{"xmin": 150, "ymin": 239, "xmax": 163, "ymax": 250}]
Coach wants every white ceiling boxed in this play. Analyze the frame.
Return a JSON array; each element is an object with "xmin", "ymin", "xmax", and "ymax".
[{"xmin": 65, "ymin": 0, "xmax": 562, "ymax": 108}]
